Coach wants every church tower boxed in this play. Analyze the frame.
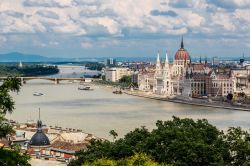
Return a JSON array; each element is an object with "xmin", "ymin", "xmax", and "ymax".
[
  {"xmin": 155, "ymin": 51, "xmax": 161, "ymax": 77},
  {"xmin": 153, "ymin": 52, "xmax": 163, "ymax": 94},
  {"xmin": 162, "ymin": 51, "xmax": 172, "ymax": 95}
]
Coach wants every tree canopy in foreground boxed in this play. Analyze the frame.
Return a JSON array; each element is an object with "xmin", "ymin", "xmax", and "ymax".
[
  {"xmin": 0, "ymin": 77, "xmax": 31, "ymax": 166},
  {"xmin": 69, "ymin": 117, "xmax": 250, "ymax": 166}
]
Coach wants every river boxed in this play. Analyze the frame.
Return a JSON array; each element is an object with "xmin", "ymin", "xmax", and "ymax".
[{"xmin": 6, "ymin": 65, "xmax": 250, "ymax": 139}]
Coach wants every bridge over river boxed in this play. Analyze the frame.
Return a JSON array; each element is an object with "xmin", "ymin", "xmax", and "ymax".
[{"xmin": 0, "ymin": 77, "xmax": 97, "ymax": 84}]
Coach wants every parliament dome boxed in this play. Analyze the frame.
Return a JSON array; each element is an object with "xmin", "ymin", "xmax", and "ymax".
[{"xmin": 175, "ymin": 37, "xmax": 190, "ymax": 61}]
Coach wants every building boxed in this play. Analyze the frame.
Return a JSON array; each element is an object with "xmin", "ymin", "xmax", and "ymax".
[
  {"xmin": 231, "ymin": 65, "xmax": 250, "ymax": 95},
  {"xmin": 138, "ymin": 71, "xmax": 154, "ymax": 91},
  {"xmin": 106, "ymin": 58, "xmax": 116, "ymax": 67},
  {"xmin": 104, "ymin": 67, "xmax": 131, "ymax": 82},
  {"xmin": 138, "ymin": 37, "xmax": 235, "ymax": 98},
  {"xmin": 28, "ymin": 116, "xmax": 51, "ymax": 157},
  {"xmin": 172, "ymin": 37, "xmax": 191, "ymax": 77},
  {"xmin": 153, "ymin": 52, "xmax": 173, "ymax": 95},
  {"xmin": 12, "ymin": 120, "xmax": 97, "ymax": 163}
]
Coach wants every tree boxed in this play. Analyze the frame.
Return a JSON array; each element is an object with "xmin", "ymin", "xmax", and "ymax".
[
  {"xmin": 227, "ymin": 93, "xmax": 233, "ymax": 101},
  {"xmin": 146, "ymin": 117, "xmax": 229, "ymax": 165},
  {"xmin": 81, "ymin": 153, "xmax": 162, "ymax": 166},
  {"xmin": 119, "ymin": 75, "xmax": 132, "ymax": 86},
  {"xmin": 224, "ymin": 127, "xmax": 250, "ymax": 165},
  {"xmin": 0, "ymin": 77, "xmax": 30, "ymax": 166},
  {"xmin": 0, "ymin": 77, "xmax": 21, "ymax": 114},
  {"xmin": 70, "ymin": 117, "xmax": 240, "ymax": 165},
  {"xmin": 109, "ymin": 130, "xmax": 118, "ymax": 141}
]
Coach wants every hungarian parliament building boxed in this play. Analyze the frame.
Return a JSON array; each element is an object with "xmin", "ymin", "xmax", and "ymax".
[{"xmin": 138, "ymin": 38, "xmax": 249, "ymax": 98}]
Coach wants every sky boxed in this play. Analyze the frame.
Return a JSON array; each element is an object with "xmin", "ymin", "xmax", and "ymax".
[{"xmin": 0, "ymin": 0, "xmax": 250, "ymax": 59}]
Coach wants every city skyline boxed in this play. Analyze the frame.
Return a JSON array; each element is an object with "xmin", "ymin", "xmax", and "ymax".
[{"xmin": 0, "ymin": 0, "xmax": 249, "ymax": 58}]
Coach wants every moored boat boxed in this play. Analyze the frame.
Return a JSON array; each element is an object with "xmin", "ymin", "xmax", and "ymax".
[
  {"xmin": 33, "ymin": 92, "xmax": 44, "ymax": 96},
  {"xmin": 113, "ymin": 90, "xmax": 122, "ymax": 94}
]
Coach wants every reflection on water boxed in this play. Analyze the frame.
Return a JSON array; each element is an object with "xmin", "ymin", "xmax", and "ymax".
[{"xmin": 6, "ymin": 65, "xmax": 250, "ymax": 139}]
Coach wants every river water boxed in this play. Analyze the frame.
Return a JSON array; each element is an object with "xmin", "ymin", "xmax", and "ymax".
[{"xmin": 6, "ymin": 65, "xmax": 250, "ymax": 139}]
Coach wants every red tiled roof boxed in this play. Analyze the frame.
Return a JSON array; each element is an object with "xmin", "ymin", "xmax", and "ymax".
[
  {"xmin": 189, "ymin": 64, "xmax": 206, "ymax": 71},
  {"xmin": 51, "ymin": 140, "xmax": 88, "ymax": 152},
  {"xmin": 175, "ymin": 48, "xmax": 190, "ymax": 60}
]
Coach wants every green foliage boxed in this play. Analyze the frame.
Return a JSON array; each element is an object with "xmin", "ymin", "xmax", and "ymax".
[
  {"xmin": 109, "ymin": 130, "xmax": 118, "ymax": 141},
  {"xmin": 238, "ymin": 92, "xmax": 246, "ymax": 98},
  {"xmin": 81, "ymin": 153, "xmax": 162, "ymax": 166},
  {"xmin": 82, "ymin": 158, "xmax": 116, "ymax": 166},
  {"xmin": 95, "ymin": 75, "xmax": 132, "ymax": 88},
  {"xmin": 119, "ymin": 75, "xmax": 132, "ymax": 86},
  {"xmin": 85, "ymin": 62, "xmax": 105, "ymax": 71},
  {"xmin": 70, "ymin": 117, "xmax": 250, "ymax": 166},
  {"xmin": 0, "ymin": 77, "xmax": 21, "ymax": 114},
  {"xmin": 148, "ymin": 117, "xmax": 228, "ymax": 165},
  {"xmin": 0, "ymin": 114, "xmax": 13, "ymax": 138},
  {"xmin": 224, "ymin": 127, "xmax": 250, "ymax": 165},
  {"xmin": 124, "ymin": 153, "xmax": 162, "ymax": 166},
  {"xmin": 0, "ymin": 148, "xmax": 31, "ymax": 166},
  {"xmin": 0, "ymin": 64, "xmax": 59, "ymax": 77},
  {"xmin": 0, "ymin": 77, "xmax": 30, "ymax": 165}
]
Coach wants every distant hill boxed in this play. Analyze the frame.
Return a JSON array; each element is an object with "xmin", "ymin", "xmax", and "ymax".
[{"xmin": 0, "ymin": 52, "xmax": 69, "ymax": 62}]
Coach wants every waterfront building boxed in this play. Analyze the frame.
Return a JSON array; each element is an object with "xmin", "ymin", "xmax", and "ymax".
[
  {"xmin": 153, "ymin": 52, "xmax": 173, "ymax": 95},
  {"xmin": 187, "ymin": 70, "xmax": 234, "ymax": 97},
  {"xmin": 172, "ymin": 37, "xmax": 190, "ymax": 77},
  {"xmin": 106, "ymin": 58, "xmax": 116, "ymax": 67},
  {"xmin": 138, "ymin": 37, "xmax": 235, "ymax": 98},
  {"xmin": 104, "ymin": 67, "xmax": 131, "ymax": 82},
  {"xmin": 231, "ymin": 65, "xmax": 250, "ymax": 95}
]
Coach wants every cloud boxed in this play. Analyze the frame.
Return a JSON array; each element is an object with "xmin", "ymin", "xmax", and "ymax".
[
  {"xmin": 23, "ymin": 0, "xmax": 71, "ymax": 8},
  {"xmin": 150, "ymin": 10, "xmax": 177, "ymax": 17},
  {"xmin": 0, "ymin": 10, "xmax": 24, "ymax": 18},
  {"xmin": 169, "ymin": 0, "xmax": 195, "ymax": 8},
  {"xmin": 36, "ymin": 10, "xmax": 59, "ymax": 19},
  {"xmin": 81, "ymin": 42, "xmax": 93, "ymax": 48},
  {"xmin": 206, "ymin": 0, "xmax": 237, "ymax": 10},
  {"xmin": 0, "ymin": 0, "xmax": 249, "ymax": 58},
  {"xmin": 206, "ymin": 0, "xmax": 250, "ymax": 10}
]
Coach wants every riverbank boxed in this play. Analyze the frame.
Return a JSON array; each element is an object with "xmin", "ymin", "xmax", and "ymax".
[{"xmin": 123, "ymin": 90, "xmax": 250, "ymax": 112}]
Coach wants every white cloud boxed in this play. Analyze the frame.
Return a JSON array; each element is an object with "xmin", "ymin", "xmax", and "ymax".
[
  {"xmin": 212, "ymin": 12, "xmax": 236, "ymax": 31},
  {"xmin": 81, "ymin": 42, "xmax": 93, "ymax": 48},
  {"xmin": 0, "ymin": 0, "xmax": 249, "ymax": 57}
]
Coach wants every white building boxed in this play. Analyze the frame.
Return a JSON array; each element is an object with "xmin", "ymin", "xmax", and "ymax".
[
  {"xmin": 153, "ymin": 52, "xmax": 173, "ymax": 95},
  {"xmin": 105, "ymin": 67, "xmax": 131, "ymax": 82}
]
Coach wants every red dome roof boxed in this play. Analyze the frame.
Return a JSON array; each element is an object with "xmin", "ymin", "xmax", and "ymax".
[
  {"xmin": 175, "ymin": 48, "xmax": 190, "ymax": 61},
  {"xmin": 175, "ymin": 37, "xmax": 190, "ymax": 61}
]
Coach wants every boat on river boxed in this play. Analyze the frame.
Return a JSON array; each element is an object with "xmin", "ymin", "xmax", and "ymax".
[
  {"xmin": 33, "ymin": 92, "xmax": 44, "ymax": 96},
  {"xmin": 113, "ymin": 90, "xmax": 122, "ymax": 94},
  {"xmin": 78, "ymin": 83, "xmax": 94, "ymax": 91},
  {"xmin": 78, "ymin": 86, "xmax": 93, "ymax": 90}
]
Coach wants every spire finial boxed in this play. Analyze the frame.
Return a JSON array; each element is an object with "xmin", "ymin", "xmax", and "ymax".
[
  {"xmin": 39, "ymin": 108, "xmax": 40, "ymax": 120},
  {"xmin": 181, "ymin": 36, "xmax": 184, "ymax": 49},
  {"xmin": 157, "ymin": 51, "xmax": 160, "ymax": 62},
  {"xmin": 165, "ymin": 50, "xmax": 169, "ymax": 63},
  {"xmin": 37, "ymin": 108, "xmax": 42, "ymax": 129}
]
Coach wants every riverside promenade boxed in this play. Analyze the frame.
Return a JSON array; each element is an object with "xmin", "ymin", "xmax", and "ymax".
[{"xmin": 123, "ymin": 90, "xmax": 250, "ymax": 112}]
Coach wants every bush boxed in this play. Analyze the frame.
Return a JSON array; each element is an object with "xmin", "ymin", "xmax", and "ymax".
[{"xmin": 69, "ymin": 117, "xmax": 250, "ymax": 166}]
